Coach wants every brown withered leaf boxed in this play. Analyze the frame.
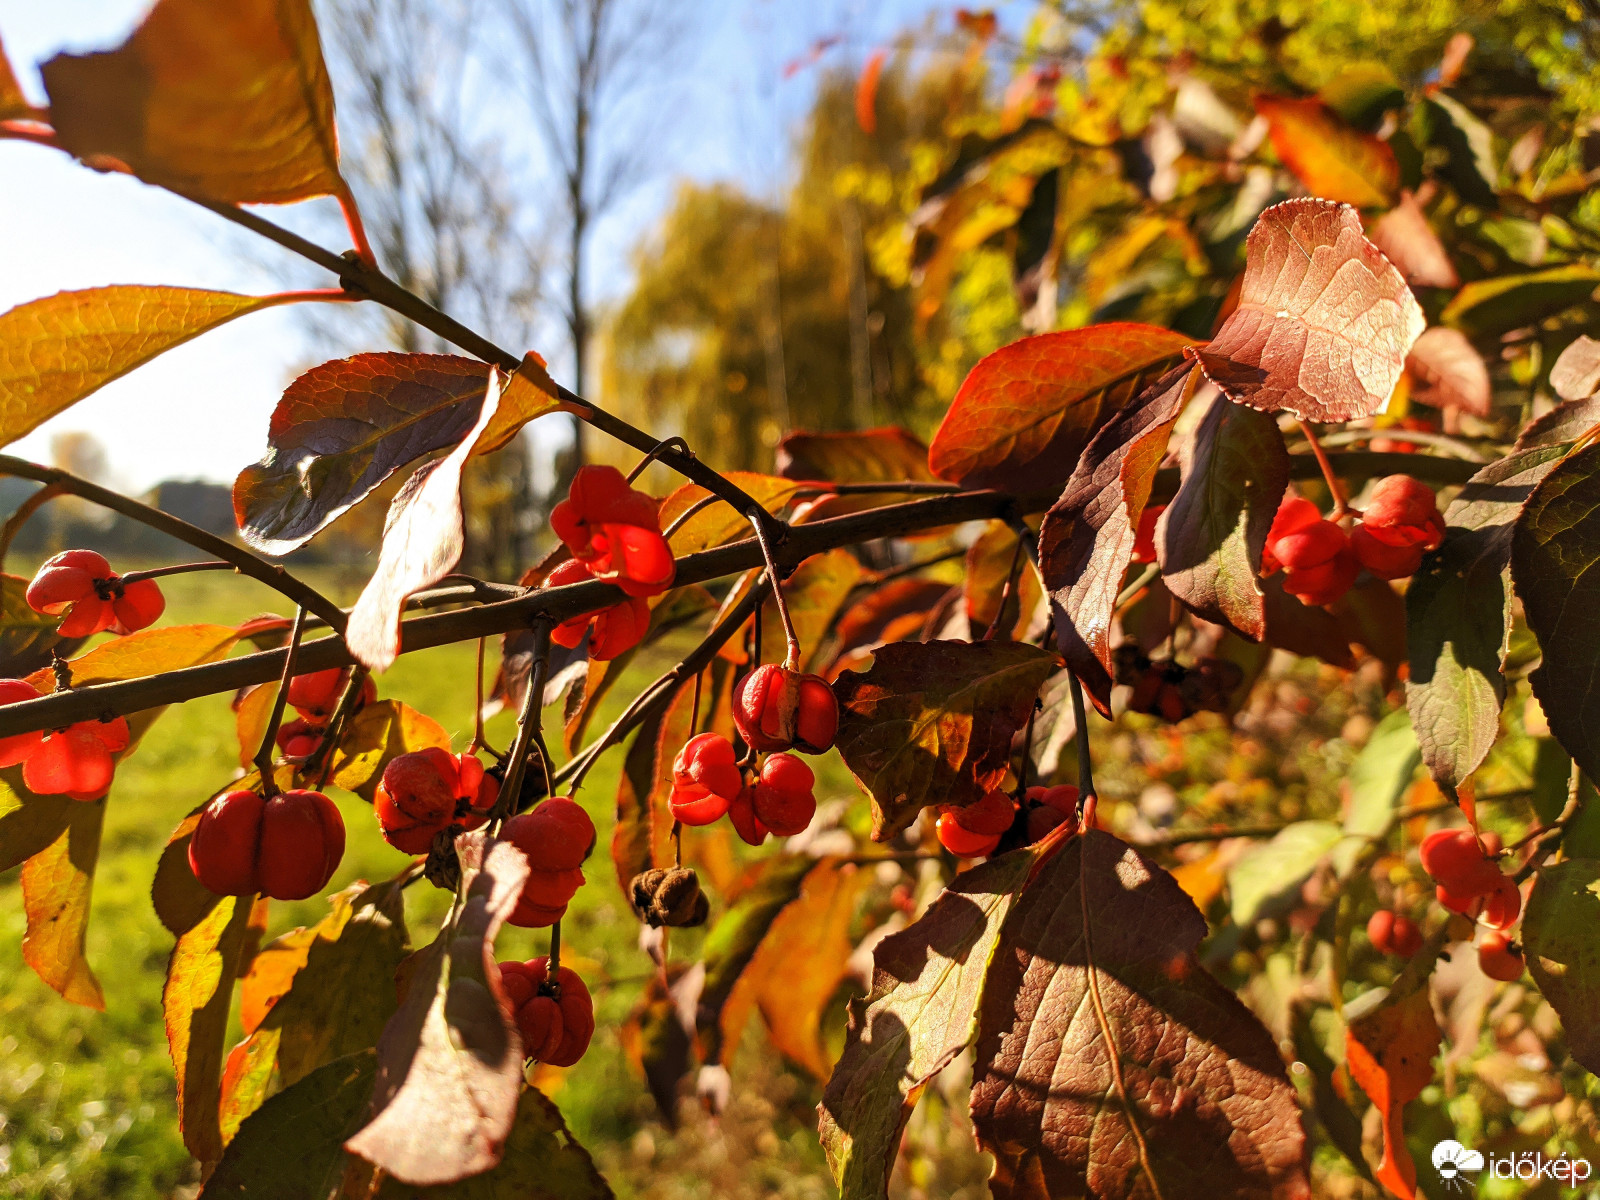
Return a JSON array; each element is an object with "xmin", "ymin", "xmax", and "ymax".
[
  {"xmin": 1255, "ymin": 95, "xmax": 1398, "ymax": 208},
  {"xmin": 1369, "ymin": 191, "xmax": 1459, "ymax": 290},
  {"xmin": 42, "ymin": 0, "xmax": 343, "ymax": 205},
  {"xmin": 1345, "ymin": 987, "xmax": 1440, "ymax": 1199},
  {"xmin": 1194, "ymin": 199, "xmax": 1425, "ymax": 423},
  {"xmin": 1038, "ymin": 363, "xmax": 1199, "ymax": 712},
  {"xmin": 819, "ymin": 846, "xmax": 1038, "ymax": 1199},
  {"xmin": 233, "ymin": 353, "xmax": 491, "ymax": 555},
  {"xmin": 776, "ymin": 426, "xmax": 933, "ymax": 483},
  {"xmin": 1158, "ymin": 396, "xmax": 1289, "ymax": 640},
  {"xmin": 833, "ymin": 640, "xmax": 1057, "ymax": 839},
  {"xmin": 927, "ymin": 324, "xmax": 1195, "ymax": 494},
  {"xmin": 344, "ymin": 833, "xmax": 528, "ymax": 1185},
  {"xmin": 1551, "ymin": 335, "xmax": 1600, "ymax": 402},
  {"xmin": 970, "ymin": 831, "xmax": 1309, "ymax": 1200},
  {"xmin": 1407, "ymin": 326, "xmax": 1490, "ymax": 416}
]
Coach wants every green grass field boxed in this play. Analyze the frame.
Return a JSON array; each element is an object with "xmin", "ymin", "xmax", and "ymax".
[{"xmin": 0, "ymin": 566, "xmax": 882, "ymax": 1199}]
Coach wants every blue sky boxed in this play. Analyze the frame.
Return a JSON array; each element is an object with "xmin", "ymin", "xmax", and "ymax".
[{"xmin": 0, "ymin": 0, "xmax": 964, "ymax": 492}]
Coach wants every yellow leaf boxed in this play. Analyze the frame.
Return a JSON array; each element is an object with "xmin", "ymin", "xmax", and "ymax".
[
  {"xmin": 20, "ymin": 798, "xmax": 106, "ymax": 1009},
  {"xmin": 660, "ymin": 472, "xmax": 805, "ymax": 555},
  {"xmin": 0, "ymin": 288, "xmax": 294, "ymax": 447},
  {"xmin": 0, "ymin": 34, "xmax": 31, "ymax": 119},
  {"xmin": 41, "ymin": 0, "xmax": 344, "ymax": 205},
  {"xmin": 328, "ymin": 700, "xmax": 451, "ymax": 800},
  {"xmin": 26, "ymin": 623, "xmax": 241, "ymax": 690},
  {"xmin": 473, "ymin": 352, "xmax": 573, "ymax": 455}
]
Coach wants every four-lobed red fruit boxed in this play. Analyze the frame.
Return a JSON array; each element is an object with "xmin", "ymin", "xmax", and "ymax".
[
  {"xmin": 1476, "ymin": 931, "xmax": 1525, "ymax": 982},
  {"xmin": 188, "ymin": 787, "xmax": 346, "ymax": 901},
  {"xmin": 497, "ymin": 956, "xmax": 595, "ymax": 1066},
  {"xmin": 1024, "ymin": 783, "xmax": 1080, "ymax": 843},
  {"xmin": 275, "ymin": 718, "xmax": 325, "ymax": 760},
  {"xmin": 669, "ymin": 733, "xmax": 742, "ymax": 826},
  {"xmin": 1479, "ymin": 875, "xmax": 1522, "ymax": 930},
  {"xmin": 935, "ymin": 788, "xmax": 1017, "ymax": 857},
  {"xmin": 26, "ymin": 550, "xmax": 165, "ymax": 637},
  {"xmin": 0, "ymin": 677, "xmax": 132, "ymax": 799},
  {"xmin": 1420, "ymin": 828, "xmax": 1504, "ymax": 899},
  {"xmin": 729, "ymin": 784, "xmax": 769, "ymax": 846},
  {"xmin": 550, "ymin": 465, "xmax": 676, "ymax": 598},
  {"xmin": 545, "ymin": 557, "xmax": 652, "ymax": 661},
  {"xmin": 374, "ymin": 747, "xmax": 500, "ymax": 854},
  {"xmin": 1366, "ymin": 909, "xmax": 1423, "ymax": 957},
  {"xmin": 733, "ymin": 664, "xmax": 839, "ymax": 754},
  {"xmin": 1355, "ymin": 476, "xmax": 1445, "ymax": 569},
  {"xmin": 751, "ymin": 752, "xmax": 817, "ymax": 836},
  {"xmin": 502, "ymin": 797, "xmax": 596, "ymax": 927},
  {"xmin": 1274, "ymin": 518, "xmax": 1358, "ymax": 607},
  {"xmin": 286, "ymin": 668, "xmax": 376, "ymax": 720}
]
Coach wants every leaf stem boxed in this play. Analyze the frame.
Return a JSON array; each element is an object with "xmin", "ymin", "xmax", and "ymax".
[
  {"xmin": 748, "ymin": 509, "xmax": 800, "ymax": 669},
  {"xmin": 1296, "ymin": 419, "xmax": 1354, "ymax": 518},
  {"xmin": 625, "ymin": 436, "xmax": 691, "ymax": 484},
  {"xmin": 253, "ymin": 607, "xmax": 308, "ymax": 795},
  {"xmin": 118, "ymin": 560, "xmax": 233, "ymax": 584},
  {"xmin": 1067, "ymin": 670, "xmax": 1096, "ymax": 807}
]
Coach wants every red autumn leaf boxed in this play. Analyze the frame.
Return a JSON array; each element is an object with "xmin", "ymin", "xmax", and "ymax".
[
  {"xmin": 927, "ymin": 324, "xmax": 1195, "ymax": 494},
  {"xmin": 776, "ymin": 426, "xmax": 933, "ymax": 484},
  {"xmin": 826, "ymin": 577, "xmax": 951, "ymax": 668},
  {"xmin": 1369, "ymin": 191, "xmax": 1460, "ymax": 290},
  {"xmin": 832, "ymin": 639, "xmax": 1057, "ymax": 839},
  {"xmin": 964, "ymin": 521, "xmax": 1045, "ymax": 641},
  {"xmin": 1037, "ymin": 362, "xmax": 1200, "ymax": 713},
  {"xmin": 856, "ymin": 50, "xmax": 886, "ymax": 134},
  {"xmin": 970, "ymin": 831, "xmax": 1310, "ymax": 1199},
  {"xmin": 1254, "ymin": 94, "xmax": 1398, "ymax": 208},
  {"xmin": 1406, "ymin": 326, "xmax": 1491, "ymax": 416},
  {"xmin": 1345, "ymin": 987, "xmax": 1441, "ymax": 1199},
  {"xmin": 41, "ymin": 0, "xmax": 345, "ymax": 205},
  {"xmin": 1194, "ymin": 199, "xmax": 1425, "ymax": 422},
  {"xmin": 344, "ymin": 832, "xmax": 529, "ymax": 1185},
  {"xmin": 1550, "ymin": 335, "xmax": 1600, "ymax": 402}
]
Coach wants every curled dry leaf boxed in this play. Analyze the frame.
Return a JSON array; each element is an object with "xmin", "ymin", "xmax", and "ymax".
[
  {"xmin": 1345, "ymin": 987, "xmax": 1441, "ymax": 1199},
  {"xmin": 1038, "ymin": 363, "xmax": 1199, "ymax": 713},
  {"xmin": 832, "ymin": 639, "xmax": 1057, "ymax": 839},
  {"xmin": 970, "ymin": 831, "xmax": 1309, "ymax": 1200},
  {"xmin": 1254, "ymin": 95, "xmax": 1398, "ymax": 208},
  {"xmin": 42, "ymin": 0, "xmax": 343, "ymax": 205},
  {"xmin": 819, "ymin": 846, "xmax": 1038, "ymax": 1200},
  {"xmin": 1368, "ymin": 191, "xmax": 1459, "ymax": 290},
  {"xmin": 1550, "ymin": 335, "xmax": 1600, "ymax": 402},
  {"xmin": 927, "ymin": 324, "xmax": 1194, "ymax": 495},
  {"xmin": 344, "ymin": 833, "xmax": 529, "ymax": 1186},
  {"xmin": 1193, "ymin": 198, "xmax": 1425, "ymax": 423}
]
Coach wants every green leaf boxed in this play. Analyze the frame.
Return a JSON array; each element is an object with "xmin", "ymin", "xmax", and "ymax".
[
  {"xmin": 0, "ymin": 288, "xmax": 284, "ymax": 448},
  {"xmin": 20, "ymin": 797, "xmax": 107, "ymax": 1009},
  {"xmin": 1343, "ymin": 710, "xmax": 1419, "ymax": 840},
  {"xmin": 819, "ymin": 845, "xmax": 1038, "ymax": 1199},
  {"xmin": 1511, "ymin": 443, "xmax": 1600, "ymax": 782},
  {"xmin": 1427, "ymin": 93, "xmax": 1498, "ymax": 208},
  {"xmin": 1522, "ymin": 859, "xmax": 1600, "ymax": 1075},
  {"xmin": 1441, "ymin": 266, "xmax": 1600, "ymax": 340},
  {"xmin": 1407, "ymin": 444, "xmax": 1567, "ymax": 789},
  {"xmin": 1228, "ymin": 820, "xmax": 1348, "ymax": 926}
]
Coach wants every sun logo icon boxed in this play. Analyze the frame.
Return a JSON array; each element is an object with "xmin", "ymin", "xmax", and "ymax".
[{"xmin": 1432, "ymin": 1140, "xmax": 1486, "ymax": 1193}]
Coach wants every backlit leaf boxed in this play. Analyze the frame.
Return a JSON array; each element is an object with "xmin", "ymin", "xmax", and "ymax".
[
  {"xmin": 0, "ymin": 770, "xmax": 72, "ymax": 873},
  {"xmin": 327, "ymin": 700, "xmax": 451, "ymax": 802},
  {"xmin": 776, "ymin": 427, "xmax": 933, "ymax": 483},
  {"xmin": 819, "ymin": 846, "xmax": 1037, "ymax": 1199},
  {"xmin": 1550, "ymin": 335, "xmax": 1600, "ymax": 402},
  {"xmin": 1343, "ymin": 710, "xmax": 1420, "ymax": 840},
  {"xmin": 1038, "ymin": 363, "xmax": 1198, "ymax": 712},
  {"xmin": 927, "ymin": 324, "xmax": 1194, "ymax": 494},
  {"xmin": 1408, "ymin": 444, "xmax": 1566, "ymax": 789},
  {"xmin": 1522, "ymin": 858, "xmax": 1600, "ymax": 1075},
  {"xmin": 0, "ymin": 572, "xmax": 78, "ymax": 677},
  {"xmin": 964, "ymin": 522, "xmax": 1044, "ymax": 642},
  {"xmin": 1255, "ymin": 95, "xmax": 1398, "ymax": 208},
  {"xmin": 344, "ymin": 833, "xmax": 528, "ymax": 1185},
  {"xmin": 827, "ymin": 578, "xmax": 950, "ymax": 666},
  {"xmin": 1157, "ymin": 396, "xmax": 1289, "ymax": 640},
  {"xmin": 20, "ymin": 798, "xmax": 107, "ymax": 1009},
  {"xmin": 233, "ymin": 353, "xmax": 491, "ymax": 555},
  {"xmin": 1510, "ymin": 443, "xmax": 1600, "ymax": 782},
  {"xmin": 1406, "ymin": 326, "xmax": 1490, "ymax": 416},
  {"xmin": 1228, "ymin": 820, "xmax": 1346, "ymax": 926},
  {"xmin": 1440, "ymin": 266, "xmax": 1600, "ymax": 340},
  {"xmin": 1345, "ymin": 987, "xmax": 1440, "ymax": 1199},
  {"xmin": 970, "ymin": 831, "xmax": 1308, "ymax": 1198},
  {"xmin": 26, "ymin": 623, "xmax": 240, "ymax": 690},
  {"xmin": 832, "ymin": 640, "xmax": 1056, "ymax": 839},
  {"xmin": 1368, "ymin": 191, "xmax": 1459, "ymax": 290},
  {"xmin": 165, "ymin": 892, "xmax": 256, "ymax": 1164},
  {"xmin": 1194, "ymin": 199, "xmax": 1425, "ymax": 423},
  {"xmin": 659, "ymin": 472, "xmax": 804, "ymax": 555},
  {"xmin": 42, "ymin": 0, "xmax": 343, "ymax": 205},
  {"xmin": 0, "ymin": 288, "xmax": 287, "ymax": 448}
]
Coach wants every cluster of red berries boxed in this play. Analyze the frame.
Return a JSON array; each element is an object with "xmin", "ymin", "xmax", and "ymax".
[
  {"xmin": 25, "ymin": 549, "xmax": 165, "ymax": 638},
  {"xmin": 188, "ymin": 786, "xmax": 346, "ymax": 901},
  {"xmin": 1420, "ymin": 827, "xmax": 1527, "ymax": 981},
  {"xmin": 275, "ymin": 668, "xmax": 378, "ymax": 759},
  {"xmin": 934, "ymin": 783, "xmax": 1081, "ymax": 858},
  {"xmin": 546, "ymin": 466, "xmax": 677, "ymax": 661},
  {"xmin": 374, "ymin": 747, "xmax": 499, "ymax": 852},
  {"xmin": 499, "ymin": 797, "xmax": 596, "ymax": 927},
  {"xmin": 0, "ymin": 677, "xmax": 130, "ymax": 800},
  {"xmin": 1262, "ymin": 476, "xmax": 1445, "ymax": 606},
  {"xmin": 667, "ymin": 664, "xmax": 839, "ymax": 845},
  {"xmin": 1112, "ymin": 644, "xmax": 1243, "ymax": 722},
  {"xmin": 498, "ymin": 956, "xmax": 594, "ymax": 1067},
  {"xmin": 1365, "ymin": 909, "xmax": 1423, "ymax": 957}
]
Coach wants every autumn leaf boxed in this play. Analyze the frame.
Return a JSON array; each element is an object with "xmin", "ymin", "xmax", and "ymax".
[
  {"xmin": 326, "ymin": 700, "xmax": 451, "ymax": 801},
  {"xmin": 613, "ymin": 705, "xmax": 671, "ymax": 903},
  {"xmin": 855, "ymin": 49, "xmax": 886, "ymax": 134},
  {"xmin": 166, "ymin": 892, "xmax": 256, "ymax": 1164},
  {"xmin": 832, "ymin": 640, "xmax": 1057, "ymax": 839},
  {"xmin": 819, "ymin": 846, "xmax": 1037, "ymax": 1199},
  {"xmin": 1510, "ymin": 443, "xmax": 1600, "ymax": 782},
  {"xmin": 344, "ymin": 833, "xmax": 528, "ymax": 1185},
  {"xmin": 1368, "ymin": 191, "xmax": 1459, "ymax": 290},
  {"xmin": 0, "ymin": 34, "xmax": 30, "ymax": 118},
  {"xmin": 776, "ymin": 426, "xmax": 933, "ymax": 484},
  {"xmin": 21, "ymin": 798, "xmax": 107, "ymax": 1009},
  {"xmin": 1037, "ymin": 362, "xmax": 1198, "ymax": 712},
  {"xmin": 1194, "ymin": 199, "xmax": 1425, "ymax": 423},
  {"xmin": 1522, "ymin": 859, "xmax": 1600, "ymax": 1075},
  {"xmin": 233, "ymin": 353, "xmax": 492, "ymax": 555},
  {"xmin": 26, "ymin": 623, "xmax": 241, "ymax": 690},
  {"xmin": 659, "ymin": 472, "xmax": 804, "ymax": 555},
  {"xmin": 620, "ymin": 967, "xmax": 696, "ymax": 1124},
  {"xmin": 1157, "ymin": 395, "xmax": 1289, "ymax": 639},
  {"xmin": 970, "ymin": 831, "xmax": 1309, "ymax": 1199},
  {"xmin": 1550, "ymin": 335, "xmax": 1600, "ymax": 402},
  {"xmin": 927, "ymin": 324, "xmax": 1194, "ymax": 494},
  {"xmin": 1406, "ymin": 326, "xmax": 1490, "ymax": 416},
  {"xmin": 0, "ymin": 288, "xmax": 302, "ymax": 448},
  {"xmin": 0, "ymin": 573, "xmax": 80, "ymax": 677},
  {"xmin": 827, "ymin": 578, "xmax": 951, "ymax": 666},
  {"xmin": 1440, "ymin": 266, "xmax": 1600, "ymax": 341},
  {"xmin": 1407, "ymin": 444, "xmax": 1567, "ymax": 790},
  {"xmin": 42, "ymin": 0, "xmax": 344, "ymax": 205},
  {"xmin": 964, "ymin": 522, "xmax": 1044, "ymax": 642},
  {"xmin": 1345, "ymin": 987, "xmax": 1441, "ymax": 1199},
  {"xmin": 0, "ymin": 770, "xmax": 73, "ymax": 874},
  {"xmin": 1255, "ymin": 95, "xmax": 1398, "ymax": 208}
]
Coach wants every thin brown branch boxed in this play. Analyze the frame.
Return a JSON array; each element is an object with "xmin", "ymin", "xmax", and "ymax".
[
  {"xmin": 253, "ymin": 607, "xmax": 309, "ymax": 793},
  {"xmin": 0, "ymin": 482, "xmax": 63, "ymax": 575}
]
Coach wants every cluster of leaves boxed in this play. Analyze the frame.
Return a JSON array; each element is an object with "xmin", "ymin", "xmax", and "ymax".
[{"xmin": 0, "ymin": 2, "xmax": 1598, "ymax": 1200}]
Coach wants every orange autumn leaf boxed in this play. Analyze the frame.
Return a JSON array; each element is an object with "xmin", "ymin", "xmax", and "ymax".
[
  {"xmin": 1346, "ymin": 987, "xmax": 1441, "ymax": 1198},
  {"xmin": 1255, "ymin": 95, "xmax": 1398, "ymax": 209},
  {"xmin": 0, "ymin": 33, "xmax": 31, "ymax": 119},
  {"xmin": 856, "ymin": 50, "xmax": 886, "ymax": 135}
]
